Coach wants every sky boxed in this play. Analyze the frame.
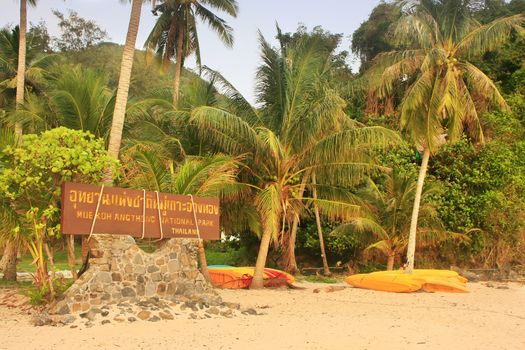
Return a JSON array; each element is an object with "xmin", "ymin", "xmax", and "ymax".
[{"xmin": 0, "ymin": 0, "xmax": 382, "ymax": 102}]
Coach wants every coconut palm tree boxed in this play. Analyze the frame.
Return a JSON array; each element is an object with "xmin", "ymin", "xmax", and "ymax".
[
  {"xmin": 0, "ymin": 25, "xmax": 56, "ymax": 117},
  {"xmin": 332, "ymin": 170, "xmax": 461, "ymax": 270},
  {"xmin": 14, "ymin": 0, "xmax": 38, "ymax": 138},
  {"xmin": 106, "ymin": 0, "xmax": 144, "ymax": 178},
  {"xmin": 190, "ymin": 104, "xmax": 398, "ymax": 287},
  {"xmin": 364, "ymin": 0, "xmax": 524, "ymax": 273},
  {"xmin": 10, "ymin": 66, "xmax": 116, "ymax": 138},
  {"xmin": 253, "ymin": 28, "xmax": 399, "ymax": 274},
  {"xmin": 184, "ymin": 30, "xmax": 400, "ymax": 285},
  {"xmin": 145, "ymin": 0, "xmax": 238, "ymax": 105}
]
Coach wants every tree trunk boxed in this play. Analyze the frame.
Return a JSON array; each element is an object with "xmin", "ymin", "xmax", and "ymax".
[
  {"xmin": 250, "ymin": 228, "xmax": 273, "ymax": 289},
  {"xmin": 173, "ymin": 28, "xmax": 184, "ymax": 107},
  {"xmin": 281, "ymin": 173, "xmax": 309, "ymax": 274},
  {"xmin": 44, "ymin": 240, "xmax": 56, "ymax": 297},
  {"xmin": 405, "ymin": 148, "xmax": 430, "ymax": 273},
  {"xmin": 386, "ymin": 253, "xmax": 395, "ymax": 271},
  {"xmin": 312, "ymin": 172, "xmax": 330, "ymax": 276},
  {"xmin": 67, "ymin": 235, "xmax": 78, "ymax": 280},
  {"xmin": 197, "ymin": 239, "xmax": 211, "ymax": 283},
  {"xmin": 14, "ymin": 0, "xmax": 27, "ymax": 139},
  {"xmin": 104, "ymin": 0, "xmax": 142, "ymax": 182},
  {"xmin": 1, "ymin": 241, "xmax": 18, "ymax": 281}
]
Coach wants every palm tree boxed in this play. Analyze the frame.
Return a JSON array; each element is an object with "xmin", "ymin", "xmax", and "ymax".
[
  {"xmin": 364, "ymin": 0, "xmax": 524, "ymax": 273},
  {"xmin": 190, "ymin": 105, "xmax": 398, "ymax": 287},
  {"xmin": 145, "ymin": 0, "xmax": 238, "ymax": 106},
  {"xmin": 253, "ymin": 28, "xmax": 400, "ymax": 274},
  {"xmin": 333, "ymin": 170, "xmax": 459, "ymax": 270},
  {"xmin": 0, "ymin": 26, "xmax": 56, "ymax": 112},
  {"xmin": 11, "ymin": 66, "xmax": 116, "ymax": 138},
  {"xmin": 14, "ymin": 0, "xmax": 37, "ymax": 138},
  {"xmin": 185, "ymin": 30, "xmax": 400, "ymax": 286},
  {"xmin": 105, "ymin": 0, "xmax": 160, "ymax": 184}
]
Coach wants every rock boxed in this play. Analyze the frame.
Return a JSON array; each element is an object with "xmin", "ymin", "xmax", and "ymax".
[
  {"xmin": 220, "ymin": 309, "xmax": 234, "ymax": 318},
  {"xmin": 463, "ymin": 271, "xmax": 480, "ymax": 282},
  {"xmin": 137, "ymin": 310, "xmax": 151, "ymax": 320},
  {"xmin": 61, "ymin": 315, "xmax": 77, "ymax": 325},
  {"xmin": 128, "ymin": 317, "xmax": 137, "ymax": 322},
  {"xmin": 451, "ymin": 266, "xmax": 480, "ymax": 282},
  {"xmin": 111, "ymin": 273, "xmax": 122, "ymax": 282},
  {"xmin": 121, "ymin": 287, "xmax": 136, "ymax": 298},
  {"xmin": 189, "ymin": 313, "xmax": 198, "ymax": 319},
  {"xmin": 222, "ymin": 302, "xmax": 240, "ymax": 310},
  {"xmin": 168, "ymin": 260, "xmax": 180, "ymax": 273},
  {"xmin": 93, "ymin": 272, "xmax": 112, "ymax": 284},
  {"xmin": 508, "ymin": 270, "xmax": 519, "ymax": 280},
  {"xmin": 241, "ymin": 308, "xmax": 257, "ymax": 315},
  {"xmin": 57, "ymin": 304, "xmax": 71, "ymax": 315},
  {"xmin": 101, "ymin": 320, "xmax": 111, "ymax": 325},
  {"xmin": 32, "ymin": 312, "xmax": 53, "ymax": 326},
  {"xmin": 159, "ymin": 311, "xmax": 174, "ymax": 320},
  {"xmin": 70, "ymin": 325, "xmax": 78, "ymax": 329},
  {"xmin": 145, "ymin": 282, "xmax": 157, "ymax": 297},
  {"xmin": 313, "ymin": 286, "xmax": 346, "ymax": 293},
  {"xmin": 148, "ymin": 316, "xmax": 161, "ymax": 322},
  {"xmin": 207, "ymin": 307, "xmax": 220, "ymax": 315},
  {"xmin": 101, "ymin": 310, "xmax": 110, "ymax": 317},
  {"xmin": 79, "ymin": 309, "xmax": 99, "ymax": 322},
  {"xmin": 133, "ymin": 254, "xmax": 144, "ymax": 265},
  {"xmin": 147, "ymin": 265, "xmax": 160, "ymax": 273},
  {"xmin": 113, "ymin": 316, "xmax": 125, "ymax": 322}
]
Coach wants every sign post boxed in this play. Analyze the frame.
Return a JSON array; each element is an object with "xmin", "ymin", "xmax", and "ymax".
[{"xmin": 61, "ymin": 182, "xmax": 220, "ymax": 240}]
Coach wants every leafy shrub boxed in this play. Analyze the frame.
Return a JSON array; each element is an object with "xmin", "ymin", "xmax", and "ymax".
[{"xmin": 0, "ymin": 127, "xmax": 118, "ymax": 295}]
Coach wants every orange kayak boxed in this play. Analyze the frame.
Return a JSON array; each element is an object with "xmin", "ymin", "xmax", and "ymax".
[{"xmin": 208, "ymin": 266, "xmax": 295, "ymax": 289}]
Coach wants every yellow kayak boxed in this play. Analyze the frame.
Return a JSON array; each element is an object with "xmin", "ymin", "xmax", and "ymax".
[{"xmin": 345, "ymin": 269, "xmax": 468, "ymax": 293}]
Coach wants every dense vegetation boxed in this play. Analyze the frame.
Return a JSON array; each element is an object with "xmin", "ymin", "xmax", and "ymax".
[{"xmin": 1, "ymin": 0, "xmax": 524, "ymax": 296}]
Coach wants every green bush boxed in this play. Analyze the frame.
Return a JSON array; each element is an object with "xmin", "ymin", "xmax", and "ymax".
[{"xmin": 0, "ymin": 127, "xmax": 118, "ymax": 294}]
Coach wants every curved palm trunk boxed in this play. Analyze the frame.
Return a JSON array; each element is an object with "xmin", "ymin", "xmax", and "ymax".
[
  {"xmin": 197, "ymin": 239, "xmax": 211, "ymax": 283},
  {"xmin": 312, "ymin": 172, "xmax": 330, "ymax": 276},
  {"xmin": 250, "ymin": 228, "xmax": 273, "ymax": 289},
  {"xmin": 386, "ymin": 253, "xmax": 395, "ymax": 271},
  {"xmin": 14, "ymin": 0, "xmax": 27, "ymax": 139},
  {"xmin": 405, "ymin": 148, "xmax": 430, "ymax": 273},
  {"xmin": 281, "ymin": 173, "xmax": 309, "ymax": 274},
  {"xmin": 173, "ymin": 29, "xmax": 184, "ymax": 107},
  {"xmin": 105, "ymin": 0, "xmax": 142, "ymax": 174},
  {"xmin": 0, "ymin": 241, "xmax": 18, "ymax": 281},
  {"xmin": 3, "ymin": 0, "xmax": 29, "ymax": 281}
]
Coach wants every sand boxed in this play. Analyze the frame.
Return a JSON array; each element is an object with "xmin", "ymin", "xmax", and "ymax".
[{"xmin": 1, "ymin": 281, "xmax": 524, "ymax": 350}]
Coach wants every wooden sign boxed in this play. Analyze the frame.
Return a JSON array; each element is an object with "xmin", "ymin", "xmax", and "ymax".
[{"xmin": 61, "ymin": 182, "xmax": 220, "ymax": 240}]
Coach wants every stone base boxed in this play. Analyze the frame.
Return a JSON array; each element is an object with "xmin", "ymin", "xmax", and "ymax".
[{"xmin": 50, "ymin": 235, "xmax": 216, "ymax": 315}]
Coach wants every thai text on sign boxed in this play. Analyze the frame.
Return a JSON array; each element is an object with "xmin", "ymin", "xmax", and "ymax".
[{"xmin": 61, "ymin": 182, "xmax": 220, "ymax": 240}]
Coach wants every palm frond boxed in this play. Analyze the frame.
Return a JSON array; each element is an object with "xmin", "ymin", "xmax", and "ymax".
[{"xmin": 454, "ymin": 14, "xmax": 525, "ymax": 59}]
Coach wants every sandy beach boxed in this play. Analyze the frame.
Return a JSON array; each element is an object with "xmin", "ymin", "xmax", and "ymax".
[{"xmin": 1, "ymin": 281, "xmax": 524, "ymax": 350}]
